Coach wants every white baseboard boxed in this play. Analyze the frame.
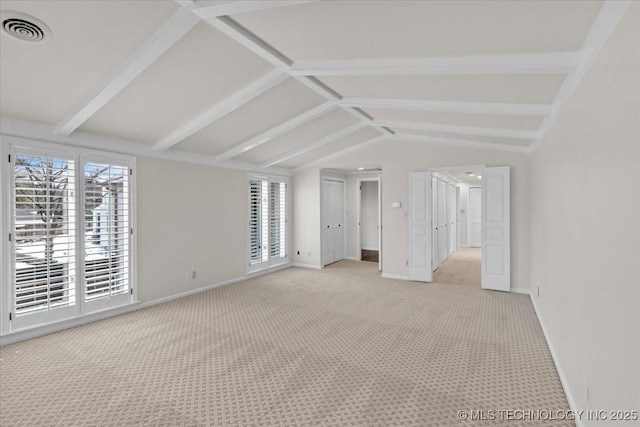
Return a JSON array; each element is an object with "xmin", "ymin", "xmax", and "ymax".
[
  {"xmin": 361, "ymin": 246, "xmax": 379, "ymax": 251},
  {"xmin": 344, "ymin": 256, "xmax": 360, "ymax": 261},
  {"xmin": 529, "ymin": 296, "xmax": 582, "ymax": 427},
  {"xmin": 292, "ymin": 263, "xmax": 322, "ymax": 270},
  {"xmin": 381, "ymin": 273, "xmax": 409, "ymax": 280},
  {"xmin": 0, "ymin": 263, "xmax": 292, "ymax": 346},
  {"xmin": 510, "ymin": 287, "xmax": 530, "ymax": 295}
]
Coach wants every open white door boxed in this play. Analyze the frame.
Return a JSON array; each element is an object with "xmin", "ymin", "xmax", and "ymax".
[
  {"xmin": 408, "ymin": 172, "xmax": 433, "ymax": 282},
  {"xmin": 377, "ymin": 180, "xmax": 382, "ymax": 271},
  {"xmin": 481, "ymin": 166, "xmax": 510, "ymax": 291}
]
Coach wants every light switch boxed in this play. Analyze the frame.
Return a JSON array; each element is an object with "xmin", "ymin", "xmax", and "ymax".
[{"xmin": 391, "ymin": 201, "xmax": 402, "ymax": 208}]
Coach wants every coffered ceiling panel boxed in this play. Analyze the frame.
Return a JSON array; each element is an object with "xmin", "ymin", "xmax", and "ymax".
[
  {"xmin": 280, "ymin": 127, "xmax": 381, "ymax": 169},
  {"xmin": 176, "ymin": 78, "xmax": 326, "ymax": 156},
  {"xmin": 233, "ymin": 1, "xmax": 603, "ymax": 60},
  {"xmin": 235, "ymin": 108, "xmax": 359, "ymax": 164},
  {"xmin": 80, "ymin": 22, "xmax": 274, "ymax": 144}
]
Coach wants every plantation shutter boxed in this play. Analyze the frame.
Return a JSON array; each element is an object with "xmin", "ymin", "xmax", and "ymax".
[
  {"xmin": 12, "ymin": 152, "xmax": 77, "ymax": 327},
  {"xmin": 269, "ymin": 181, "xmax": 286, "ymax": 259},
  {"xmin": 249, "ymin": 179, "xmax": 266, "ymax": 265},
  {"xmin": 83, "ymin": 161, "xmax": 130, "ymax": 302},
  {"xmin": 6, "ymin": 140, "xmax": 136, "ymax": 332},
  {"xmin": 248, "ymin": 176, "xmax": 287, "ymax": 271}
]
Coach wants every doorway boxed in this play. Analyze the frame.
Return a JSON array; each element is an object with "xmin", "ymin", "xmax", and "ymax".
[
  {"xmin": 468, "ymin": 187, "xmax": 482, "ymax": 247},
  {"xmin": 408, "ymin": 165, "xmax": 510, "ymax": 292},
  {"xmin": 357, "ymin": 178, "xmax": 381, "ymax": 270}
]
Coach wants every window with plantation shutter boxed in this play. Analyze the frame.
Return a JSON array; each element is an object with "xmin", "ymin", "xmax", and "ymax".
[
  {"xmin": 12, "ymin": 152, "xmax": 77, "ymax": 327},
  {"xmin": 4, "ymin": 139, "xmax": 136, "ymax": 332},
  {"xmin": 269, "ymin": 181, "xmax": 286, "ymax": 260},
  {"xmin": 248, "ymin": 176, "xmax": 288, "ymax": 272},
  {"xmin": 83, "ymin": 160, "xmax": 130, "ymax": 311}
]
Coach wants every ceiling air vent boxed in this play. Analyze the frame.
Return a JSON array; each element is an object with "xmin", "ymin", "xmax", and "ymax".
[{"xmin": 1, "ymin": 11, "xmax": 50, "ymax": 43}]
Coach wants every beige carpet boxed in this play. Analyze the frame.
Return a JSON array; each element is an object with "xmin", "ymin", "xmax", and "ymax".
[
  {"xmin": 0, "ymin": 261, "xmax": 570, "ymax": 426},
  {"xmin": 434, "ymin": 247, "xmax": 482, "ymax": 288}
]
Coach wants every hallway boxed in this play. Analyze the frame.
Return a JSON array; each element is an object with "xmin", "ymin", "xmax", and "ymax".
[{"xmin": 433, "ymin": 247, "xmax": 481, "ymax": 287}]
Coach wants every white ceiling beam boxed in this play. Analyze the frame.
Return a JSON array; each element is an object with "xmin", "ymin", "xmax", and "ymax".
[
  {"xmin": 153, "ymin": 69, "xmax": 288, "ymax": 152},
  {"xmin": 340, "ymin": 97, "xmax": 554, "ymax": 116},
  {"xmin": 191, "ymin": 1, "xmax": 315, "ymax": 19},
  {"xmin": 55, "ymin": 7, "xmax": 200, "ymax": 136},
  {"xmin": 260, "ymin": 122, "xmax": 367, "ymax": 168},
  {"xmin": 215, "ymin": 101, "xmax": 335, "ymax": 161},
  {"xmin": 289, "ymin": 52, "xmax": 581, "ymax": 76},
  {"xmin": 202, "ymin": 15, "xmax": 291, "ymax": 67},
  {"xmin": 373, "ymin": 120, "xmax": 537, "ymax": 140},
  {"xmin": 394, "ymin": 133, "xmax": 529, "ymax": 153},
  {"xmin": 293, "ymin": 135, "xmax": 387, "ymax": 172}
]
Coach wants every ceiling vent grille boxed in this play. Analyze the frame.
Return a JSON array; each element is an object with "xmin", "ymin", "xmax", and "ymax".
[{"xmin": 1, "ymin": 11, "xmax": 49, "ymax": 43}]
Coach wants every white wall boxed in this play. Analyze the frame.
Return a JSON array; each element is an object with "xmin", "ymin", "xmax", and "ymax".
[
  {"xmin": 529, "ymin": 3, "xmax": 639, "ymax": 416},
  {"xmin": 137, "ymin": 157, "xmax": 249, "ymax": 302},
  {"xmin": 292, "ymin": 167, "xmax": 321, "ymax": 267},
  {"xmin": 360, "ymin": 181, "xmax": 379, "ymax": 250},
  {"xmin": 305, "ymin": 142, "xmax": 530, "ymax": 288}
]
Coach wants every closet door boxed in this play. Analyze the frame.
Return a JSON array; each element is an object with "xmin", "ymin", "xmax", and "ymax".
[
  {"xmin": 322, "ymin": 179, "xmax": 333, "ymax": 265},
  {"xmin": 448, "ymin": 183, "xmax": 456, "ymax": 255},
  {"xmin": 438, "ymin": 179, "xmax": 447, "ymax": 264},
  {"xmin": 408, "ymin": 172, "xmax": 433, "ymax": 281},
  {"xmin": 322, "ymin": 179, "xmax": 344, "ymax": 266},
  {"xmin": 432, "ymin": 177, "xmax": 438, "ymax": 270},
  {"xmin": 333, "ymin": 180, "xmax": 344, "ymax": 262}
]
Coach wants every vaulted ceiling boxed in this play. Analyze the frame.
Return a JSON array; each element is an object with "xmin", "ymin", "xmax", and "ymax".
[{"xmin": 0, "ymin": 1, "xmax": 630, "ymax": 173}]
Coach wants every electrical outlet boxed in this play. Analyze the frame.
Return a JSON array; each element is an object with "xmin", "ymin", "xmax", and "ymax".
[
  {"xmin": 186, "ymin": 271, "xmax": 196, "ymax": 280},
  {"xmin": 405, "ymin": 260, "xmax": 409, "ymax": 266}
]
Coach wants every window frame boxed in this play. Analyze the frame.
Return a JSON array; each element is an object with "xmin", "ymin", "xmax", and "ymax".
[
  {"xmin": 1, "ymin": 136, "xmax": 137, "ymax": 335},
  {"xmin": 246, "ymin": 173, "xmax": 290, "ymax": 274}
]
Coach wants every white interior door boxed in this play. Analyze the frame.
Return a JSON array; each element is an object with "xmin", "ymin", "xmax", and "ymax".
[
  {"xmin": 377, "ymin": 180, "xmax": 382, "ymax": 271},
  {"xmin": 322, "ymin": 179, "xmax": 344, "ymax": 266},
  {"xmin": 448, "ymin": 183, "xmax": 455, "ymax": 255},
  {"xmin": 468, "ymin": 187, "xmax": 482, "ymax": 247},
  {"xmin": 438, "ymin": 179, "xmax": 447, "ymax": 264},
  {"xmin": 455, "ymin": 186, "xmax": 461, "ymax": 251},
  {"xmin": 322, "ymin": 180, "xmax": 333, "ymax": 266},
  {"xmin": 481, "ymin": 166, "xmax": 510, "ymax": 291},
  {"xmin": 408, "ymin": 172, "xmax": 432, "ymax": 282},
  {"xmin": 431, "ymin": 177, "xmax": 438, "ymax": 270}
]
